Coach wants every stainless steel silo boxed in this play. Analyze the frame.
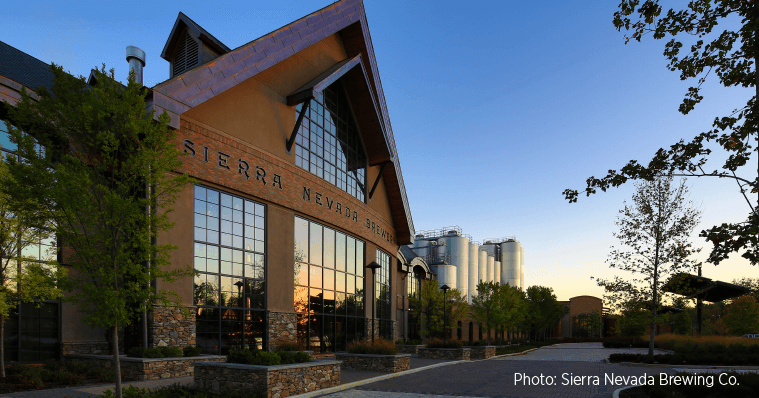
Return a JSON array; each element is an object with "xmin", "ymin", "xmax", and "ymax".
[
  {"xmin": 520, "ymin": 246, "xmax": 525, "ymax": 290},
  {"xmin": 494, "ymin": 260, "xmax": 501, "ymax": 285},
  {"xmin": 440, "ymin": 231, "xmax": 469, "ymax": 302},
  {"xmin": 487, "ymin": 255, "xmax": 494, "ymax": 283},
  {"xmin": 468, "ymin": 242, "xmax": 478, "ymax": 301},
  {"xmin": 501, "ymin": 240, "xmax": 520, "ymax": 288},
  {"xmin": 433, "ymin": 264, "xmax": 457, "ymax": 290},
  {"xmin": 477, "ymin": 249, "xmax": 487, "ymax": 285}
]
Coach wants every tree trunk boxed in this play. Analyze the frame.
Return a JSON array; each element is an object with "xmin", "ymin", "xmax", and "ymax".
[
  {"xmin": 1, "ymin": 314, "xmax": 5, "ymax": 378},
  {"xmin": 112, "ymin": 325, "xmax": 122, "ymax": 398}
]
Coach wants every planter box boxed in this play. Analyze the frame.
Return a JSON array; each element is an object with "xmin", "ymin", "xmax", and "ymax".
[
  {"xmin": 465, "ymin": 346, "xmax": 496, "ymax": 359},
  {"xmin": 64, "ymin": 354, "xmax": 226, "ymax": 381},
  {"xmin": 418, "ymin": 347, "xmax": 470, "ymax": 360},
  {"xmin": 195, "ymin": 360, "xmax": 340, "ymax": 398},
  {"xmin": 395, "ymin": 344, "xmax": 425, "ymax": 354},
  {"xmin": 335, "ymin": 353, "xmax": 410, "ymax": 373}
]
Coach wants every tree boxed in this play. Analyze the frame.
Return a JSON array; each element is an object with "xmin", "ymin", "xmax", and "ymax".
[
  {"xmin": 595, "ymin": 176, "xmax": 701, "ymax": 355},
  {"xmin": 616, "ymin": 301, "xmax": 649, "ymax": 337},
  {"xmin": 563, "ymin": 0, "xmax": 759, "ymax": 266},
  {"xmin": 671, "ymin": 297, "xmax": 693, "ymax": 335},
  {"xmin": 525, "ymin": 285, "xmax": 564, "ymax": 341},
  {"xmin": 499, "ymin": 283, "xmax": 527, "ymax": 342},
  {"xmin": 0, "ymin": 156, "xmax": 64, "ymax": 377},
  {"xmin": 3, "ymin": 65, "xmax": 193, "ymax": 397},
  {"xmin": 734, "ymin": 277, "xmax": 759, "ymax": 301},
  {"xmin": 724, "ymin": 295, "xmax": 759, "ymax": 335},
  {"xmin": 410, "ymin": 280, "xmax": 467, "ymax": 340},
  {"xmin": 469, "ymin": 281, "xmax": 504, "ymax": 345}
]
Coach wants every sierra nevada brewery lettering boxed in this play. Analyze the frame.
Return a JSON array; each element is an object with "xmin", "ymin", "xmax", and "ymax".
[{"xmin": 302, "ymin": 186, "xmax": 394, "ymax": 245}]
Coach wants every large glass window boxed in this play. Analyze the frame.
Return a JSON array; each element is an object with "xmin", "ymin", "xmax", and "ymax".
[
  {"xmin": 294, "ymin": 81, "xmax": 367, "ymax": 202},
  {"xmin": 375, "ymin": 249, "xmax": 392, "ymax": 340},
  {"xmin": 294, "ymin": 217, "xmax": 365, "ymax": 352},
  {"xmin": 193, "ymin": 186, "xmax": 266, "ymax": 354}
]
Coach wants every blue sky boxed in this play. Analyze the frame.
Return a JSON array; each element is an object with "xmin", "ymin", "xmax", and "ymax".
[{"xmin": 4, "ymin": 0, "xmax": 755, "ymax": 301}]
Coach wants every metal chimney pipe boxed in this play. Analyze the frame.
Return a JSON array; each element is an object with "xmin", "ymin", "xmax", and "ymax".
[{"xmin": 126, "ymin": 46, "xmax": 146, "ymax": 85}]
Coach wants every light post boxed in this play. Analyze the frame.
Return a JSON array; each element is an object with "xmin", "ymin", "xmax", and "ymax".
[
  {"xmin": 366, "ymin": 261, "xmax": 381, "ymax": 343},
  {"xmin": 441, "ymin": 284, "xmax": 450, "ymax": 344}
]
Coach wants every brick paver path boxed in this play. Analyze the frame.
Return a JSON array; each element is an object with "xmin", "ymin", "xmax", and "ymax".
[{"xmin": 324, "ymin": 343, "xmax": 677, "ymax": 398}]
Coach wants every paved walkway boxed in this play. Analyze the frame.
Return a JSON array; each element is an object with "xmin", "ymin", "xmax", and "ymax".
[{"xmin": 323, "ymin": 343, "xmax": 677, "ymax": 398}]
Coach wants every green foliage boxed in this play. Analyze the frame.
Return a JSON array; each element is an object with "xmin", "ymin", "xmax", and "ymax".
[
  {"xmin": 565, "ymin": 0, "xmax": 759, "ymax": 266},
  {"xmin": 673, "ymin": 309, "xmax": 693, "ymax": 335},
  {"xmin": 395, "ymin": 339, "xmax": 421, "ymax": 345},
  {"xmin": 5, "ymin": 63, "xmax": 194, "ymax": 329},
  {"xmin": 2, "ymin": 360, "xmax": 111, "ymax": 391},
  {"xmin": 226, "ymin": 347, "xmax": 310, "ymax": 366},
  {"xmin": 733, "ymin": 277, "xmax": 759, "ymax": 302},
  {"xmin": 525, "ymin": 285, "xmax": 564, "ymax": 339},
  {"xmin": 615, "ymin": 303, "xmax": 650, "ymax": 338},
  {"xmin": 724, "ymin": 295, "xmax": 759, "ymax": 335},
  {"xmin": 347, "ymin": 338, "xmax": 398, "ymax": 355},
  {"xmin": 409, "ymin": 279, "xmax": 468, "ymax": 339},
  {"xmin": 183, "ymin": 346, "xmax": 203, "ymax": 357},
  {"xmin": 424, "ymin": 338, "xmax": 462, "ymax": 349},
  {"xmin": 469, "ymin": 281, "xmax": 503, "ymax": 345},
  {"xmin": 5, "ymin": 65, "xmax": 195, "ymax": 396}
]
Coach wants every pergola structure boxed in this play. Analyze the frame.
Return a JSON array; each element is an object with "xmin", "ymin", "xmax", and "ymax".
[{"xmin": 663, "ymin": 272, "xmax": 751, "ymax": 335}]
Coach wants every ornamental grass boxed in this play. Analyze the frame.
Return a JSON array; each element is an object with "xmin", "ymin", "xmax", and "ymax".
[{"xmin": 347, "ymin": 338, "xmax": 398, "ymax": 355}]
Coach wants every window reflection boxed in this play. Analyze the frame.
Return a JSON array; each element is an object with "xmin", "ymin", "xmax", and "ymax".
[
  {"xmin": 194, "ymin": 186, "xmax": 265, "ymax": 354},
  {"xmin": 293, "ymin": 216, "xmax": 365, "ymax": 352},
  {"xmin": 294, "ymin": 82, "xmax": 367, "ymax": 202}
]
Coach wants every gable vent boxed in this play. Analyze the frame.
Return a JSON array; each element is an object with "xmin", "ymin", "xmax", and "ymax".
[{"xmin": 172, "ymin": 31, "xmax": 199, "ymax": 77}]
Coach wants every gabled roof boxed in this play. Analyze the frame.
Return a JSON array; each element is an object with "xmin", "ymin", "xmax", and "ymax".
[
  {"xmin": 150, "ymin": 0, "xmax": 415, "ymax": 244},
  {"xmin": 0, "ymin": 40, "xmax": 54, "ymax": 103},
  {"xmin": 161, "ymin": 12, "xmax": 231, "ymax": 61}
]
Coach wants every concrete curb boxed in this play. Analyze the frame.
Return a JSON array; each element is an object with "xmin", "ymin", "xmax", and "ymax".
[
  {"xmin": 291, "ymin": 360, "xmax": 468, "ymax": 398},
  {"xmin": 489, "ymin": 347, "xmax": 540, "ymax": 359},
  {"xmin": 612, "ymin": 385, "xmax": 636, "ymax": 398}
]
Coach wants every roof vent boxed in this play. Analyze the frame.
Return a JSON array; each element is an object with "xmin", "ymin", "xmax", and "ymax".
[
  {"xmin": 126, "ymin": 46, "xmax": 146, "ymax": 85},
  {"xmin": 172, "ymin": 31, "xmax": 199, "ymax": 77}
]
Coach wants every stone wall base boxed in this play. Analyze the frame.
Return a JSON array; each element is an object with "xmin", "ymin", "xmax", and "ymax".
[
  {"xmin": 266, "ymin": 311, "xmax": 297, "ymax": 351},
  {"xmin": 335, "ymin": 353, "xmax": 410, "ymax": 373},
  {"xmin": 195, "ymin": 360, "xmax": 340, "ymax": 398},
  {"xmin": 64, "ymin": 354, "xmax": 225, "ymax": 381},
  {"xmin": 150, "ymin": 305, "xmax": 196, "ymax": 348}
]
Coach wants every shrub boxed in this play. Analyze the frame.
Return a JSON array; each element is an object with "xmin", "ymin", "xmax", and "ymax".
[
  {"xmin": 183, "ymin": 346, "xmax": 203, "ymax": 357},
  {"xmin": 275, "ymin": 350, "xmax": 312, "ymax": 364},
  {"xmin": 465, "ymin": 340, "xmax": 486, "ymax": 347},
  {"xmin": 425, "ymin": 338, "xmax": 463, "ymax": 349},
  {"xmin": 347, "ymin": 338, "xmax": 398, "ymax": 355},
  {"xmin": 274, "ymin": 341, "xmax": 302, "ymax": 351}
]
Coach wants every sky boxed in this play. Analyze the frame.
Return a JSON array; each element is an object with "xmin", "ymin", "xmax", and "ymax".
[{"xmin": 3, "ymin": 0, "xmax": 756, "ymax": 301}]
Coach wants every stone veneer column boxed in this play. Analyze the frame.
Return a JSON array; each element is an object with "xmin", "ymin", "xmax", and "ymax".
[
  {"xmin": 266, "ymin": 311, "xmax": 297, "ymax": 351},
  {"xmin": 149, "ymin": 305, "xmax": 196, "ymax": 348}
]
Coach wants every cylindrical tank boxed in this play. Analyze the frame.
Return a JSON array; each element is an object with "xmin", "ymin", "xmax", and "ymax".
[
  {"xmin": 477, "ymin": 249, "xmax": 487, "ymax": 285},
  {"xmin": 413, "ymin": 239, "xmax": 431, "ymax": 259},
  {"xmin": 440, "ymin": 232, "xmax": 469, "ymax": 301},
  {"xmin": 433, "ymin": 264, "xmax": 457, "ymax": 290},
  {"xmin": 487, "ymin": 255, "xmax": 494, "ymax": 283},
  {"xmin": 494, "ymin": 260, "xmax": 501, "ymax": 285},
  {"xmin": 520, "ymin": 246, "xmax": 525, "ymax": 290},
  {"xmin": 468, "ymin": 242, "xmax": 478, "ymax": 301},
  {"xmin": 500, "ymin": 240, "xmax": 520, "ymax": 288}
]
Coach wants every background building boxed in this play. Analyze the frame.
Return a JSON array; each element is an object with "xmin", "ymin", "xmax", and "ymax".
[{"xmin": 406, "ymin": 226, "xmax": 525, "ymax": 303}]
